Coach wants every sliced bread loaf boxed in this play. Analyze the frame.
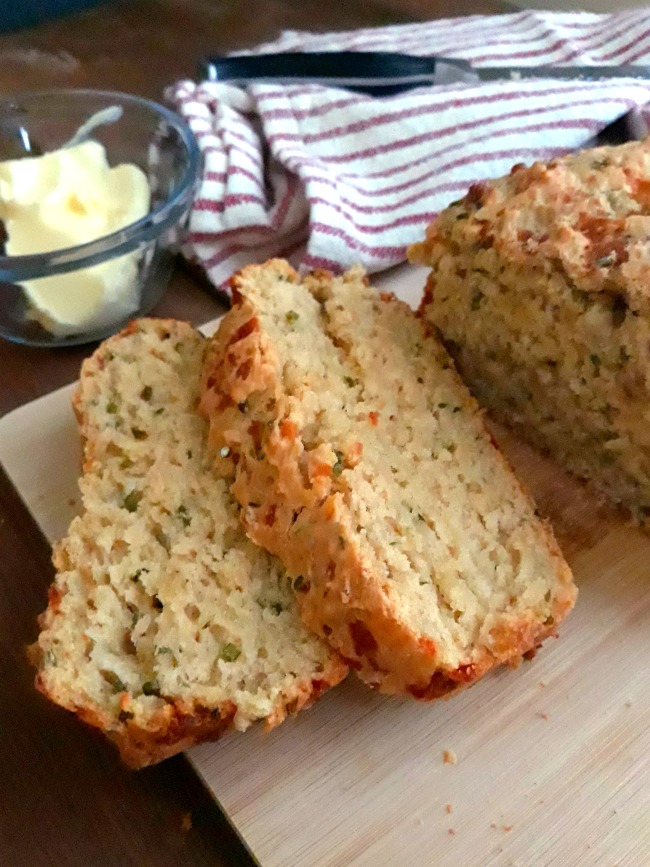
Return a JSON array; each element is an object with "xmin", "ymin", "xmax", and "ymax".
[
  {"xmin": 200, "ymin": 260, "xmax": 576, "ymax": 698},
  {"xmin": 411, "ymin": 140, "xmax": 650, "ymax": 524},
  {"xmin": 33, "ymin": 319, "xmax": 347, "ymax": 768}
]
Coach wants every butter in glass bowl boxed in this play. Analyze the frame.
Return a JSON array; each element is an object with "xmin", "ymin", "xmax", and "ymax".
[
  {"xmin": 0, "ymin": 140, "xmax": 151, "ymax": 337},
  {"xmin": 0, "ymin": 89, "xmax": 201, "ymax": 347}
]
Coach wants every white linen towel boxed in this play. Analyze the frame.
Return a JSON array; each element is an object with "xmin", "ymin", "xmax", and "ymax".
[{"xmin": 169, "ymin": 9, "xmax": 650, "ymax": 291}]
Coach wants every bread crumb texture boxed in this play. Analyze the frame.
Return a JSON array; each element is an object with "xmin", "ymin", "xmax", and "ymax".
[
  {"xmin": 411, "ymin": 139, "xmax": 650, "ymax": 523},
  {"xmin": 33, "ymin": 319, "xmax": 346, "ymax": 768},
  {"xmin": 200, "ymin": 260, "xmax": 576, "ymax": 698}
]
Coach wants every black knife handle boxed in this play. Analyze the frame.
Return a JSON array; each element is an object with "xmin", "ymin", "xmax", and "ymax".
[{"xmin": 201, "ymin": 51, "xmax": 472, "ymax": 95}]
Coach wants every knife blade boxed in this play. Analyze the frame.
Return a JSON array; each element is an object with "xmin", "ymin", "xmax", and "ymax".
[{"xmin": 202, "ymin": 52, "xmax": 650, "ymax": 95}]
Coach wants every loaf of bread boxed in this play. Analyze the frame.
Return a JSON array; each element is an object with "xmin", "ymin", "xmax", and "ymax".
[
  {"xmin": 200, "ymin": 260, "xmax": 576, "ymax": 698},
  {"xmin": 411, "ymin": 140, "xmax": 650, "ymax": 524},
  {"xmin": 32, "ymin": 319, "xmax": 347, "ymax": 768}
]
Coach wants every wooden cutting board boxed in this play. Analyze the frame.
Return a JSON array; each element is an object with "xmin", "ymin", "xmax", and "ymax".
[{"xmin": 1, "ymin": 265, "xmax": 649, "ymax": 867}]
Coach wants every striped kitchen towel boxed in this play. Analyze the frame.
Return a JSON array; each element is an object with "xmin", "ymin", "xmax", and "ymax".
[{"xmin": 169, "ymin": 9, "xmax": 650, "ymax": 291}]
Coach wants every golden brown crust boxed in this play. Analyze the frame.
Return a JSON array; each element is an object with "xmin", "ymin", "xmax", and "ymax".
[
  {"xmin": 34, "ymin": 669, "xmax": 338, "ymax": 768},
  {"xmin": 34, "ymin": 667, "xmax": 238, "ymax": 768},
  {"xmin": 411, "ymin": 141, "xmax": 650, "ymax": 317},
  {"xmin": 35, "ymin": 656, "xmax": 345, "ymax": 769}
]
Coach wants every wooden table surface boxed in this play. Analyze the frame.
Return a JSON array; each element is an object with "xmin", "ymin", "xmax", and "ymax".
[{"xmin": 0, "ymin": 1, "xmax": 513, "ymax": 864}]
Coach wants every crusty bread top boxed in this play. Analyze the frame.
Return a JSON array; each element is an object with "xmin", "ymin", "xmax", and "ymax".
[
  {"xmin": 411, "ymin": 139, "xmax": 650, "ymax": 524},
  {"xmin": 200, "ymin": 261, "xmax": 576, "ymax": 697},
  {"xmin": 33, "ymin": 318, "xmax": 346, "ymax": 767},
  {"xmin": 410, "ymin": 138, "xmax": 650, "ymax": 316}
]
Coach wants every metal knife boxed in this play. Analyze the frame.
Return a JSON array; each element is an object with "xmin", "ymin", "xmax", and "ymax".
[{"xmin": 202, "ymin": 51, "xmax": 650, "ymax": 96}]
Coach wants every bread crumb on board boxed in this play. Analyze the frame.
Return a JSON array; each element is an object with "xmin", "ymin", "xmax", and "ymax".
[
  {"xmin": 445, "ymin": 803, "xmax": 454, "ymax": 814},
  {"xmin": 490, "ymin": 823, "xmax": 514, "ymax": 833},
  {"xmin": 443, "ymin": 749, "xmax": 457, "ymax": 765}
]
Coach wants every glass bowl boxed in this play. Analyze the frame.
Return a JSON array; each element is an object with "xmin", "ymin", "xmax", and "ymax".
[{"xmin": 0, "ymin": 89, "xmax": 201, "ymax": 347}]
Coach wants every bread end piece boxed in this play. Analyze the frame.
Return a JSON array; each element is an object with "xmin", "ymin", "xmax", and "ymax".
[{"xmin": 412, "ymin": 141, "xmax": 650, "ymax": 524}]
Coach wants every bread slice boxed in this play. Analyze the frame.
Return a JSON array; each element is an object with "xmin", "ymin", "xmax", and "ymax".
[
  {"xmin": 32, "ymin": 319, "xmax": 347, "ymax": 768},
  {"xmin": 411, "ymin": 140, "xmax": 650, "ymax": 524},
  {"xmin": 200, "ymin": 260, "xmax": 576, "ymax": 698}
]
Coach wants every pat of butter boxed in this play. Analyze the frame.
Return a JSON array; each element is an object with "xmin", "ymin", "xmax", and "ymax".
[{"xmin": 0, "ymin": 140, "xmax": 150, "ymax": 337}]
